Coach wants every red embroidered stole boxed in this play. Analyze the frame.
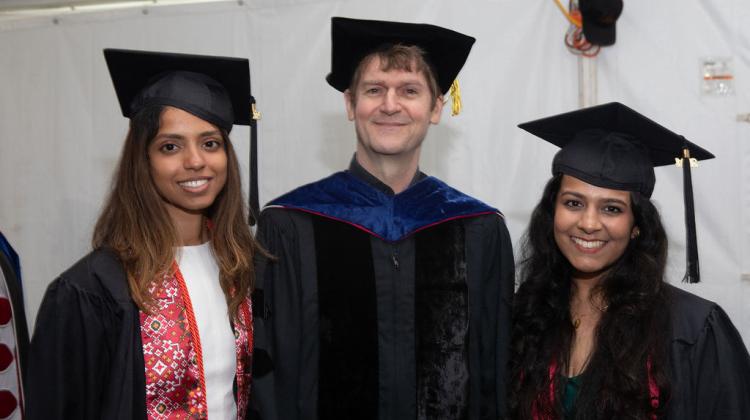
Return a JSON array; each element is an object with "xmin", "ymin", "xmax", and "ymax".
[{"xmin": 140, "ymin": 263, "xmax": 253, "ymax": 419}]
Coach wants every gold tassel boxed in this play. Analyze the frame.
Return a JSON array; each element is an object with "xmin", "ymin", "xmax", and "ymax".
[
  {"xmin": 251, "ymin": 103, "xmax": 261, "ymax": 120},
  {"xmin": 450, "ymin": 79, "xmax": 462, "ymax": 116}
]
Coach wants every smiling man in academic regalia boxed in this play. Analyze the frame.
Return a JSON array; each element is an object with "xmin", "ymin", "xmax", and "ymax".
[{"xmin": 250, "ymin": 17, "xmax": 515, "ymax": 420}]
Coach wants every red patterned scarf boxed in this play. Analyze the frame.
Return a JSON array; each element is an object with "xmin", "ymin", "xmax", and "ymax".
[{"xmin": 140, "ymin": 263, "xmax": 253, "ymax": 419}]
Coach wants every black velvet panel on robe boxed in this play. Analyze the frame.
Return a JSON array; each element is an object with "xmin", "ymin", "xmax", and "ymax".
[
  {"xmin": 312, "ymin": 216, "xmax": 472, "ymax": 420},
  {"xmin": 314, "ymin": 217, "xmax": 378, "ymax": 419},
  {"xmin": 415, "ymin": 221, "xmax": 469, "ymax": 420}
]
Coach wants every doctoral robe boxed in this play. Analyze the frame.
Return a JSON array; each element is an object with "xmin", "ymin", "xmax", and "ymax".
[{"xmin": 251, "ymin": 168, "xmax": 515, "ymax": 420}]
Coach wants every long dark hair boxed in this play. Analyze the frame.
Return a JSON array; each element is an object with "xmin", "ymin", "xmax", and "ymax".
[
  {"xmin": 509, "ymin": 174, "xmax": 672, "ymax": 419},
  {"xmin": 93, "ymin": 105, "xmax": 263, "ymax": 320}
]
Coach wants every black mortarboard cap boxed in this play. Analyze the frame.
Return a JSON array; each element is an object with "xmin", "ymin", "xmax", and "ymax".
[
  {"xmin": 325, "ymin": 17, "xmax": 475, "ymax": 94},
  {"xmin": 518, "ymin": 102, "xmax": 715, "ymax": 283},
  {"xmin": 104, "ymin": 49, "xmax": 252, "ymax": 131},
  {"xmin": 104, "ymin": 49, "xmax": 261, "ymax": 224},
  {"xmin": 579, "ymin": 0, "xmax": 624, "ymax": 46}
]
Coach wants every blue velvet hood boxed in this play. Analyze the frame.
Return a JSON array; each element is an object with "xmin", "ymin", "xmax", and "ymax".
[{"xmin": 266, "ymin": 171, "xmax": 499, "ymax": 242}]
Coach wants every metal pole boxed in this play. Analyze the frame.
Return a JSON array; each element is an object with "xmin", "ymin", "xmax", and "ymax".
[{"xmin": 578, "ymin": 55, "xmax": 597, "ymax": 108}]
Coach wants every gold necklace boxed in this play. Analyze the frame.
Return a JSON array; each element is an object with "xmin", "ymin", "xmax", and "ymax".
[{"xmin": 571, "ymin": 301, "xmax": 609, "ymax": 329}]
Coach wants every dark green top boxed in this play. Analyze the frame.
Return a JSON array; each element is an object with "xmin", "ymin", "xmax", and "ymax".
[{"xmin": 563, "ymin": 375, "xmax": 581, "ymax": 419}]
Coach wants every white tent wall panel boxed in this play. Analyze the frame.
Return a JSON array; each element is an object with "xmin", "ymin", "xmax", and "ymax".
[{"xmin": 0, "ymin": 0, "xmax": 748, "ymax": 346}]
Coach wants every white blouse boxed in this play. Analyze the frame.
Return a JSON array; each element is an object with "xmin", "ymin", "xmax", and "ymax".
[{"xmin": 177, "ymin": 242, "xmax": 237, "ymax": 420}]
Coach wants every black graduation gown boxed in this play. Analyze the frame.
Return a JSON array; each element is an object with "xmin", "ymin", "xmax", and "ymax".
[
  {"xmin": 26, "ymin": 249, "xmax": 147, "ymax": 420},
  {"xmin": 251, "ymin": 170, "xmax": 515, "ymax": 420},
  {"xmin": 666, "ymin": 285, "xmax": 750, "ymax": 419}
]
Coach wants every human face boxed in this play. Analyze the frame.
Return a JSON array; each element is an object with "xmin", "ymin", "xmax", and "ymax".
[
  {"xmin": 553, "ymin": 175, "xmax": 638, "ymax": 282},
  {"xmin": 345, "ymin": 56, "xmax": 443, "ymax": 163},
  {"xmin": 148, "ymin": 106, "xmax": 228, "ymax": 222}
]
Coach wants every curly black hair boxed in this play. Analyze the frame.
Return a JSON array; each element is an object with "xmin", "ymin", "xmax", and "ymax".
[{"xmin": 509, "ymin": 174, "xmax": 672, "ymax": 419}]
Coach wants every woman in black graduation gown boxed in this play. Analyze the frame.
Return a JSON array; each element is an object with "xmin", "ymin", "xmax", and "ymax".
[
  {"xmin": 509, "ymin": 103, "xmax": 750, "ymax": 419},
  {"xmin": 26, "ymin": 50, "xmax": 263, "ymax": 420}
]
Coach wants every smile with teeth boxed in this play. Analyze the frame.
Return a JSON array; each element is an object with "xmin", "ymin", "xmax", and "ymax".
[
  {"xmin": 178, "ymin": 179, "xmax": 209, "ymax": 189},
  {"xmin": 571, "ymin": 237, "xmax": 606, "ymax": 249}
]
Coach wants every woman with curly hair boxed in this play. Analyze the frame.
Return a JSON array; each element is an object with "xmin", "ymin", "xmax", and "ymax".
[
  {"xmin": 510, "ymin": 102, "xmax": 750, "ymax": 420},
  {"xmin": 26, "ymin": 49, "xmax": 264, "ymax": 420}
]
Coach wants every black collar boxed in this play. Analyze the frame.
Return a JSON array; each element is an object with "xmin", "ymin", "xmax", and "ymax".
[{"xmin": 347, "ymin": 155, "xmax": 426, "ymax": 196}]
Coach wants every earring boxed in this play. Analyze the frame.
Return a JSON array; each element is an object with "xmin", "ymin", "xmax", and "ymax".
[{"xmin": 631, "ymin": 227, "xmax": 641, "ymax": 239}]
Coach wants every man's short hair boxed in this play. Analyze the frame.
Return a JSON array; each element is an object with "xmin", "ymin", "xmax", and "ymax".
[{"xmin": 347, "ymin": 44, "xmax": 440, "ymax": 106}]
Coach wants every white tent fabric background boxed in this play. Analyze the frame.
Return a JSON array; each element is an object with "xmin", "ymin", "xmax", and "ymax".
[{"xmin": 0, "ymin": 0, "xmax": 749, "ymax": 346}]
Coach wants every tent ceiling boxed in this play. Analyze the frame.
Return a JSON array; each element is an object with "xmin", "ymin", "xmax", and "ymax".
[
  {"xmin": 0, "ymin": 0, "xmax": 127, "ymax": 12},
  {"xmin": 0, "ymin": 0, "xmax": 223, "ymax": 13}
]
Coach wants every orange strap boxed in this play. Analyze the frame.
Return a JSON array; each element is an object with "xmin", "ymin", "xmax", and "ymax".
[
  {"xmin": 172, "ymin": 262, "xmax": 208, "ymax": 405},
  {"xmin": 553, "ymin": 0, "xmax": 582, "ymax": 27}
]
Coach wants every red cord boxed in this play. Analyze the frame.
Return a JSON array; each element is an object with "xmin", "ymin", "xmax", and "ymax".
[{"xmin": 172, "ymin": 262, "xmax": 208, "ymax": 409}]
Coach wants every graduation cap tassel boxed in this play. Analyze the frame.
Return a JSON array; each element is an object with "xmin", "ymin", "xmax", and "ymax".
[
  {"xmin": 449, "ymin": 79, "xmax": 462, "ymax": 116},
  {"xmin": 248, "ymin": 99, "xmax": 261, "ymax": 226},
  {"xmin": 681, "ymin": 145, "xmax": 700, "ymax": 283}
]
